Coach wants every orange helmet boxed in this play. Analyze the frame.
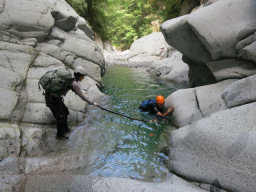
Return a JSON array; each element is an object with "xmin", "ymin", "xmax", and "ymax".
[{"xmin": 156, "ymin": 95, "xmax": 165, "ymax": 104}]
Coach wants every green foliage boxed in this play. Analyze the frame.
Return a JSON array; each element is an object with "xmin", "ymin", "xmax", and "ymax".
[
  {"xmin": 66, "ymin": 0, "xmax": 187, "ymax": 50},
  {"xmin": 65, "ymin": 0, "xmax": 88, "ymax": 17}
]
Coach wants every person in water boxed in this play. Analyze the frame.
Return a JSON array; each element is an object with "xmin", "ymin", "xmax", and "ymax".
[
  {"xmin": 44, "ymin": 66, "xmax": 98, "ymax": 140},
  {"xmin": 139, "ymin": 95, "xmax": 174, "ymax": 117}
]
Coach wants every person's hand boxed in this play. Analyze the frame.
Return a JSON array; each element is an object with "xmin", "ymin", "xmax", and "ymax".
[
  {"xmin": 93, "ymin": 102, "xmax": 98, "ymax": 107},
  {"xmin": 167, "ymin": 106, "xmax": 174, "ymax": 113}
]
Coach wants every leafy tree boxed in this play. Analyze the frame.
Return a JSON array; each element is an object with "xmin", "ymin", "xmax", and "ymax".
[
  {"xmin": 65, "ymin": 0, "xmax": 88, "ymax": 17},
  {"xmin": 66, "ymin": 0, "xmax": 199, "ymax": 50}
]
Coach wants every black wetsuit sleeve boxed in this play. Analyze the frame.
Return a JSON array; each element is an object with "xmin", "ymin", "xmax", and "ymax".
[{"xmin": 152, "ymin": 106, "xmax": 160, "ymax": 114}]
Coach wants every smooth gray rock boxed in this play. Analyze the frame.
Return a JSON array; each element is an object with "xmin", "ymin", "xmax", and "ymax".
[
  {"xmin": 161, "ymin": 0, "xmax": 256, "ymax": 86},
  {"xmin": 148, "ymin": 51, "xmax": 190, "ymax": 88},
  {"xmin": 62, "ymin": 36, "xmax": 104, "ymax": 66},
  {"xmin": 130, "ymin": 32, "xmax": 171, "ymax": 58},
  {"xmin": 195, "ymin": 79, "xmax": 235, "ymax": 117},
  {"xmin": 0, "ymin": 88, "xmax": 19, "ymax": 120},
  {"xmin": 194, "ymin": 182, "xmax": 229, "ymax": 192},
  {"xmin": 25, "ymin": 153, "xmax": 90, "ymax": 174},
  {"xmin": 0, "ymin": 157, "xmax": 25, "ymax": 174},
  {"xmin": 67, "ymin": 109, "xmax": 86, "ymax": 126},
  {"xmin": 165, "ymin": 80, "xmax": 235, "ymax": 127},
  {"xmin": 169, "ymin": 102, "xmax": 256, "ymax": 192},
  {"xmin": 21, "ymin": 127, "xmax": 47, "ymax": 157},
  {"xmin": 0, "ymin": 123, "xmax": 20, "ymax": 159},
  {"xmin": 0, "ymin": 0, "xmax": 5, "ymax": 14},
  {"xmin": 24, "ymin": 174, "xmax": 95, "ymax": 192},
  {"xmin": 207, "ymin": 59, "xmax": 256, "ymax": 81},
  {"xmin": 195, "ymin": 79, "xmax": 236, "ymax": 117},
  {"xmin": 76, "ymin": 17, "xmax": 94, "ymax": 40},
  {"xmin": 24, "ymin": 173, "xmax": 207, "ymax": 192},
  {"xmin": 0, "ymin": 174, "xmax": 26, "ymax": 192},
  {"xmin": 33, "ymin": 53, "xmax": 64, "ymax": 67},
  {"xmin": 0, "ymin": 66, "xmax": 22, "ymax": 91},
  {"xmin": 64, "ymin": 91, "xmax": 87, "ymax": 112},
  {"xmin": 36, "ymin": 43, "xmax": 67, "ymax": 61},
  {"xmin": 0, "ymin": 0, "xmax": 54, "ymax": 40},
  {"xmin": 22, "ymin": 103, "xmax": 55, "ymax": 124},
  {"xmin": 104, "ymin": 32, "xmax": 172, "ymax": 67},
  {"xmin": 86, "ymin": 85, "xmax": 105, "ymax": 102},
  {"xmin": 187, "ymin": 0, "xmax": 256, "ymax": 60},
  {"xmin": 80, "ymin": 76, "xmax": 100, "ymax": 90},
  {"xmin": 19, "ymin": 123, "xmax": 59, "ymax": 156},
  {"xmin": 222, "ymin": 74, "xmax": 256, "ymax": 108},
  {"xmin": 161, "ymin": 15, "xmax": 211, "ymax": 63},
  {"xmin": 36, "ymin": 42, "xmax": 76, "ymax": 67},
  {"xmin": 0, "ymin": 41, "xmax": 37, "ymax": 55},
  {"xmin": 235, "ymin": 31, "xmax": 256, "ymax": 51},
  {"xmin": 165, "ymin": 88, "xmax": 202, "ymax": 127},
  {"xmin": 0, "ymin": 50, "xmax": 35, "ymax": 78},
  {"xmin": 68, "ymin": 29, "xmax": 92, "ymax": 41},
  {"xmin": 239, "ymin": 41, "xmax": 256, "ymax": 63}
]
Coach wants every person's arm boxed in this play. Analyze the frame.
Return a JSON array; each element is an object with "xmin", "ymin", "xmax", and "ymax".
[
  {"xmin": 71, "ymin": 81, "xmax": 96, "ymax": 106},
  {"xmin": 156, "ymin": 106, "xmax": 174, "ymax": 117}
]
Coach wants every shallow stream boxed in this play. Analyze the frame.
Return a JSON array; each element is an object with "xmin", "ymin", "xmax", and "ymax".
[{"xmin": 68, "ymin": 66, "xmax": 177, "ymax": 181}]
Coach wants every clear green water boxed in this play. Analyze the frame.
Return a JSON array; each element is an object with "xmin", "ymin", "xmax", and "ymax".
[{"xmin": 69, "ymin": 66, "xmax": 176, "ymax": 181}]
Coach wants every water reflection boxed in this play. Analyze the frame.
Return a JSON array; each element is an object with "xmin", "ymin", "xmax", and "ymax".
[{"xmin": 69, "ymin": 66, "xmax": 177, "ymax": 181}]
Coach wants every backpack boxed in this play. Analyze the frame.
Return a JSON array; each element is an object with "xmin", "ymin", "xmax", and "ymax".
[
  {"xmin": 38, "ymin": 68, "xmax": 74, "ymax": 97},
  {"xmin": 139, "ymin": 99, "xmax": 156, "ymax": 111}
]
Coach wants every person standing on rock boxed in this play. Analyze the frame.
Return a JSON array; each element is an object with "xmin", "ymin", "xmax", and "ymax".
[
  {"xmin": 139, "ymin": 95, "xmax": 174, "ymax": 117},
  {"xmin": 39, "ymin": 66, "xmax": 98, "ymax": 140}
]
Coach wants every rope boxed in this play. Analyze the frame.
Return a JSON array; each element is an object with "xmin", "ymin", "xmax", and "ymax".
[{"xmin": 97, "ymin": 105, "xmax": 147, "ymax": 123}]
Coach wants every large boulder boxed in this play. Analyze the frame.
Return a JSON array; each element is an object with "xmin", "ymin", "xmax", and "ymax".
[
  {"xmin": 0, "ymin": 0, "xmax": 105, "ymax": 166},
  {"xmin": 0, "ymin": 0, "xmax": 54, "ymax": 40},
  {"xmin": 222, "ymin": 74, "xmax": 256, "ymax": 109},
  {"xmin": 161, "ymin": 0, "xmax": 256, "ymax": 86},
  {"xmin": 169, "ymin": 102, "xmax": 256, "ymax": 192},
  {"xmin": 129, "ymin": 32, "xmax": 171, "ymax": 58},
  {"xmin": 165, "ymin": 79, "xmax": 236, "ymax": 127},
  {"xmin": 147, "ymin": 51, "xmax": 190, "ymax": 89},
  {"xmin": 104, "ymin": 32, "xmax": 172, "ymax": 67},
  {"xmin": 0, "ymin": 0, "xmax": 105, "ymax": 126}
]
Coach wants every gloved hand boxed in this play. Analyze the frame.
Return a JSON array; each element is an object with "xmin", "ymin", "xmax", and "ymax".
[
  {"xmin": 167, "ymin": 106, "xmax": 175, "ymax": 113},
  {"xmin": 93, "ymin": 102, "xmax": 98, "ymax": 107}
]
